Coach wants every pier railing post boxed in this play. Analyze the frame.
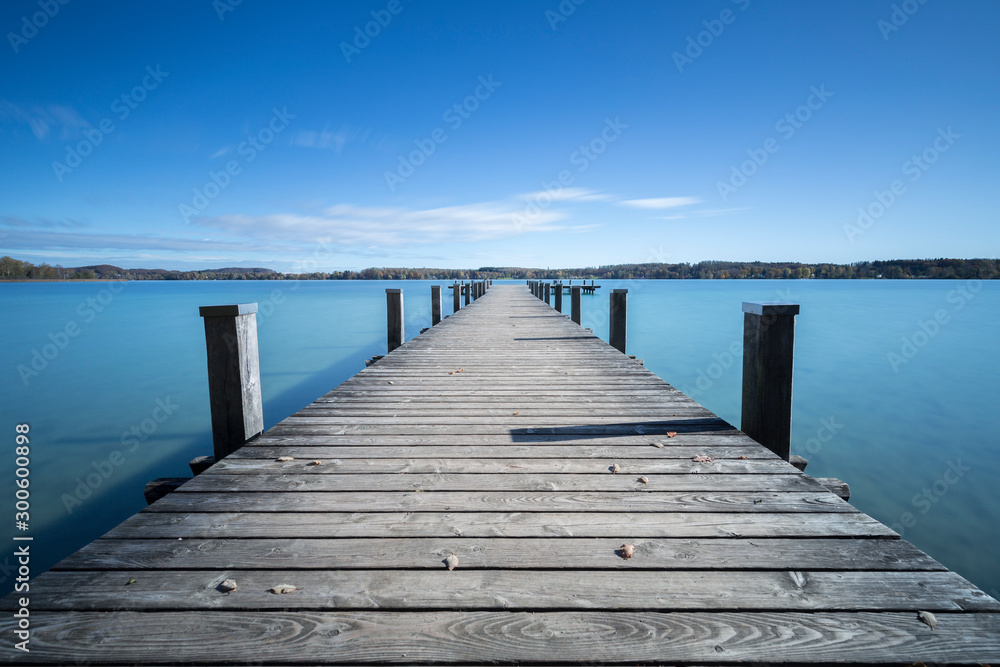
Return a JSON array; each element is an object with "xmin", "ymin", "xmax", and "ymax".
[
  {"xmin": 464, "ymin": 283, "xmax": 471, "ymax": 306},
  {"xmin": 555, "ymin": 282, "xmax": 563, "ymax": 313},
  {"xmin": 453, "ymin": 282, "xmax": 460, "ymax": 313},
  {"xmin": 571, "ymin": 286, "xmax": 582, "ymax": 324},
  {"xmin": 199, "ymin": 304, "xmax": 264, "ymax": 461},
  {"xmin": 544, "ymin": 283, "xmax": 551, "ymax": 305},
  {"xmin": 431, "ymin": 285, "xmax": 442, "ymax": 325},
  {"xmin": 610, "ymin": 289, "xmax": 627, "ymax": 354},
  {"xmin": 741, "ymin": 301, "xmax": 800, "ymax": 461},
  {"xmin": 386, "ymin": 289, "xmax": 404, "ymax": 352}
]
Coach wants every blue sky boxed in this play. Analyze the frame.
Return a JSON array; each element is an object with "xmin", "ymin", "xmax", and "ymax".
[{"xmin": 1, "ymin": 0, "xmax": 997, "ymax": 271}]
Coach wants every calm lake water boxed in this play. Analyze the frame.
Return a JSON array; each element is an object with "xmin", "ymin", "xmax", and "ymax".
[{"xmin": 1, "ymin": 279, "xmax": 997, "ymax": 597}]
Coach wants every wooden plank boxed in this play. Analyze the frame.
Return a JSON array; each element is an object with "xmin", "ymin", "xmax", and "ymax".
[
  {"xmin": 143, "ymin": 490, "xmax": 854, "ymax": 513},
  {"xmin": 212, "ymin": 457, "xmax": 798, "ymax": 474},
  {"xmin": 176, "ymin": 473, "xmax": 819, "ymax": 494},
  {"xmin": 242, "ymin": 431, "xmax": 755, "ymax": 446},
  {"xmin": 278, "ymin": 415, "xmax": 718, "ymax": 425},
  {"xmin": 265, "ymin": 422, "xmax": 733, "ymax": 436},
  {"xmin": 13, "ymin": 570, "xmax": 993, "ymax": 612},
  {"xmin": 295, "ymin": 408, "xmax": 710, "ymax": 418},
  {"xmin": 55, "ymin": 537, "xmax": 942, "ymax": 571},
  {"xmin": 3, "ymin": 611, "xmax": 998, "ymax": 664},
  {"xmin": 232, "ymin": 445, "xmax": 779, "ymax": 460},
  {"xmin": 104, "ymin": 511, "xmax": 898, "ymax": 539}
]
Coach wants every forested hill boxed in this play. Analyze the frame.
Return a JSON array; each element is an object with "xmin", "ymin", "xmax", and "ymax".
[{"xmin": 0, "ymin": 256, "xmax": 996, "ymax": 281}]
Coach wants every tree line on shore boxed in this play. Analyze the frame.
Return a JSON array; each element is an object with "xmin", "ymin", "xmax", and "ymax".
[{"xmin": 1, "ymin": 256, "xmax": 996, "ymax": 281}]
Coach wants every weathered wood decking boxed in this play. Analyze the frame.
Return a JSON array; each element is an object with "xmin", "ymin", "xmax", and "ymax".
[{"xmin": 3, "ymin": 284, "xmax": 998, "ymax": 664}]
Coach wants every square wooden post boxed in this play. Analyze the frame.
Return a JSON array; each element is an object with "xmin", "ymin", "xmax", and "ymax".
[
  {"xmin": 571, "ymin": 286, "xmax": 582, "ymax": 324},
  {"xmin": 453, "ymin": 282, "xmax": 461, "ymax": 313},
  {"xmin": 386, "ymin": 289, "xmax": 404, "ymax": 352},
  {"xmin": 741, "ymin": 301, "xmax": 800, "ymax": 461},
  {"xmin": 199, "ymin": 304, "xmax": 264, "ymax": 460},
  {"xmin": 431, "ymin": 285, "xmax": 442, "ymax": 325},
  {"xmin": 554, "ymin": 283, "xmax": 563, "ymax": 312},
  {"xmin": 544, "ymin": 282, "xmax": 551, "ymax": 305},
  {"xmin": 610, "ymin": 289, "xmax": 627, "ymax": 354}
]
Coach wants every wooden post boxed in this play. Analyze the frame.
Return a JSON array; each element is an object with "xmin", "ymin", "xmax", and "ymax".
[
  {"xmin": 571, "ymin": 286, "xmax": 582, "ymax": 324},
  {"xmin": 610, "ymin": 289, "xmax": 627, "ymax": 354},
  {"xmin": 741, "ymin": 301, "xmax": 800, "ymax": 461},
  {"xmin": 452, "ymin": 282, "xmax": 461, "ymax": 313},
  {"xmin": 386, "ymin": 289, "xmax": 404, "ymax": 353},
  {"xmin": 431, "ymin": 285, "xmax": 442, "ymax": 325},
  {"xmin": 199, "ymin": 304, "xmax": 264, "ymax": 461},
  {"xmin": 555, "ymin": 282, "xmax": 563, "ymax": 312},
  {"xmin": 464, "ymin": 283, "xmax": 471, "ymax": 306},
  {"xmin": 544, "ymin": 282, "xmax": 551, "ymax": 305}
]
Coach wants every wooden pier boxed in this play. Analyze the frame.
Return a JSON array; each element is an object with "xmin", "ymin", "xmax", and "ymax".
[{"xmin": 3, "ymin": 284, "xmax": 998, "ymax": 664}]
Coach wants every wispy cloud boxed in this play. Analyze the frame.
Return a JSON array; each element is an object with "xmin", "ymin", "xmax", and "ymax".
[
  {"xmin": 618, "ymin": 196, "xmax": 701, "ymax": 209},
  {"xmin": 197, "ymin": 199, "xmax": 570, "ymax": 246},
  {"xmin": 0, "ymin": 100, "xmax": 90, "ymax": 141},
  {"xmin": 0, "ymin": 229, "xmax": 280, "ymax": 254},
  {"xmin": 1, "ymin": 215, "xmax": 89, "ymax": 229},
  {"xmin": 292, "ymin": 124, "xmax": 386, "ymax": 153}
]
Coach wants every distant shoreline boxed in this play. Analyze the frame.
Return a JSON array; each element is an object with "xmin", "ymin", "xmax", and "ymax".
[{"xmin": 2, "ymin": 256, "xmax": 997, "ymax": 281}]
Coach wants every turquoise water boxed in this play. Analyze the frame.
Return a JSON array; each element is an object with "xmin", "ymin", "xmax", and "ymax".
[{"xmin": 1, "ymin": 279, "xmax": 997, "ymax": 597}]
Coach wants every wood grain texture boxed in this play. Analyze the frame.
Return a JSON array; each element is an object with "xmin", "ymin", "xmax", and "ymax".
[
  {"xmin": 143, "ymin": 490, "xmax": 853, "ymax": 513},
  {"xmin": 2, "ymin": 611, "xmax": 997, "ymax": 664},
  {"xmin": 12, "ymin": 570, "xmax": 993, "ymax": 612},
  {"xmin": 55, "ymin": 537, "xmax": 942, "ymax": 571},
  {"xmin": 175, "ymin": 473, "xmax": 822, "ymax": 493},
  {"xmin": 103, "ymin": 510, "xmax": 899, "ymax": 539}
]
